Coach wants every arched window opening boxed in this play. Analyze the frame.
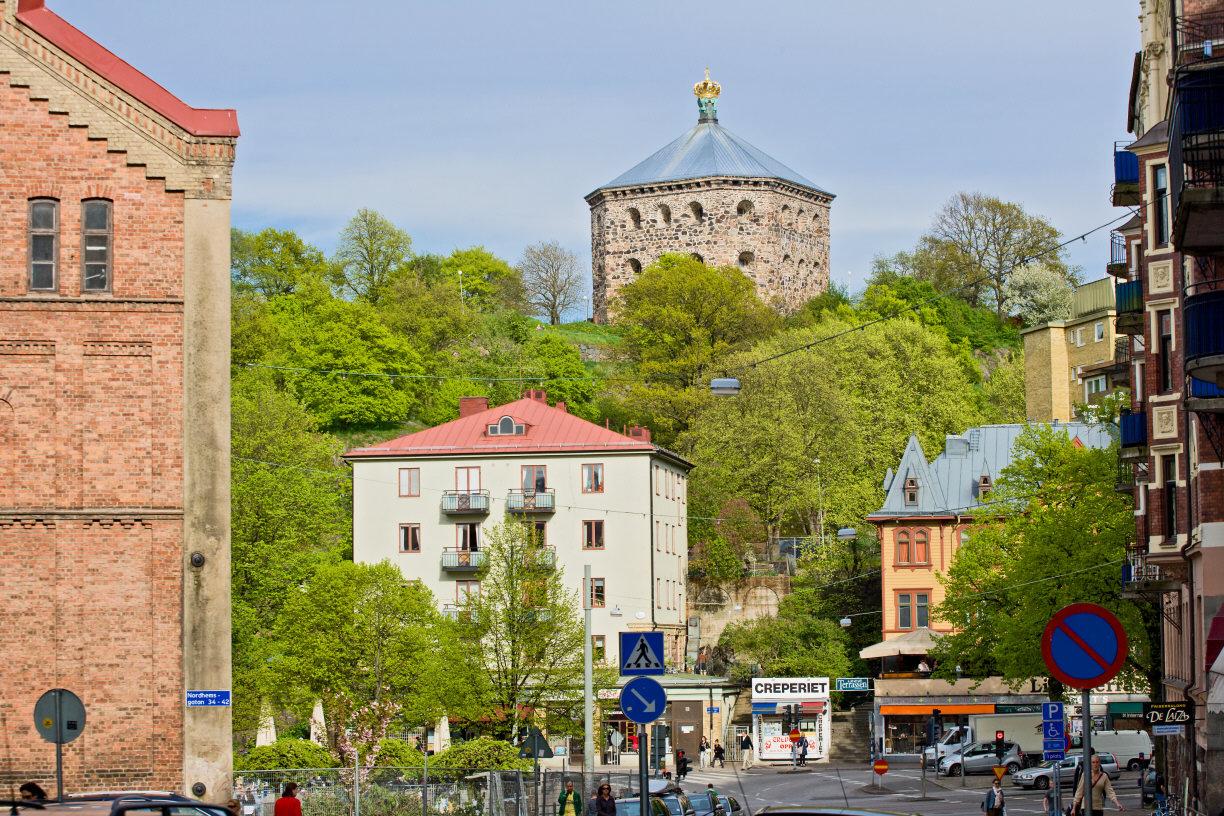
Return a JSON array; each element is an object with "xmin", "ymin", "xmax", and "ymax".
[
  {"xmin": 782, "ymin": 254, "xmax": 792, "ymax": 265},
  {"xmin": 689, "ymin": 201, "xmax": 704, "ymax": 221},
  {"xmin": 627, "ymin": 258, "xmax": 642, "ymax": 274},
  {"xmin": 628, "ymin": 207, "xmax": 641, "ymax": 229},
  {"xmin": 914, "ymin": 529, "xmax": 929, "ymax": 564},
  {"xmin": 896, "ymin": 530, "xmax": 911, "ymax": 564},
  {"xmin": 797, "ymin": 208, "xmax": 806, "ymax": 221},
  {"xmin": 488, "ymin": 415, "xmax": 525, "ymax": 436},
  {"xmin": 690, "ymin": 253, "xmax": 704, "ymax": 263},
  {"xmin": 738, "ymin": 251, "xmax": 755, "ymax": 268},
  {"xmin": 659, "ymin": 204, "xmax": 672, "ymax": 224},
  {"xmin": 737, "ymin": 199, "xmax": 754, "ymax": 216}
]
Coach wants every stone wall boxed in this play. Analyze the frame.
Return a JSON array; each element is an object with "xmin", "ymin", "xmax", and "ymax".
[
  {"xmin": 687, "ymin": 575, "xmax": 791, "ymax": 653},
  {"xmin": 589, "ymin": 178, "xmax": 831, "ymax": 321}
]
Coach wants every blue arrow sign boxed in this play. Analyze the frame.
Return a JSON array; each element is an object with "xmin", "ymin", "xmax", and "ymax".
[
  {"xmin": 620, "ymin": 677, "xmax": 667, "ymax": 725},
  {"xmin": 620, "ymin": 631, "xmax": 666, "ymax": 676},
  {"xmin": 1043, "ymin": 721, "xmax": 1066, "ymax": 740},
  {"xmin": 1042, "ymin": 702, "xmax": 1064, "ymax": 722}
]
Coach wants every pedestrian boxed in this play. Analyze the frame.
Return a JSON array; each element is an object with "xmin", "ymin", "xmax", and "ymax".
[
  {"xmin": 676, "ymin": 749, "xmax": 689, "ymax": 781},
  {"xmin": 705, "ymin": 784, "xmax": 721, "ymax": 813},
  {"xmin": 790, "ymin": 739, "xmax": 798, "ymax": 767},
  {"xmin": 1071, "ymin": 748, "xmax": 1096, "ymax": 799},
  {"xmin": 19, "ymin": 783, "xmax": 48, "ymax": 802},
  {"xmin": 982, "ymin": 778, "xmax": 1006, "ymax": 816},
  {"xmin": 713, "ymin": 740, "xmax": 725, "ymax": 768},
  {"xmin": 740, "ymin": 733, "xmax": 754, "ymax": 771},
  {"xmin": 1073, "ymin": 754, "xmax": 1125, "ymax": 814},
  {"xmin": 274, "ymin": 783, "xmax": 302, "ymax": 816},
  {"xmin": 558, "ymin": 780, "xmax": 583, "ymax": 816},
  {"xmin": 1135, "ymin": 753, "xmax": 1148, "ymax": 788},
  {"xmin": 699, "ymin": 735, "xmax": 710, "ymax": 769},
  {"xmin": 1043, "ymin": 790, "xmax": 1058, "ymax": 816},
  {"xmin": 589, "ymin": 783, "xmax": 616, "ymax": 816},
  {"xmin": 797, "ymin": 734, "xmax": 809, "ymax": 767}
]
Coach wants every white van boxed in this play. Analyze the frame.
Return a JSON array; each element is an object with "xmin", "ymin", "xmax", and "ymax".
[{"xmin": 1069, "ymin": 730, "xmax": 1153, "ymax": 770}]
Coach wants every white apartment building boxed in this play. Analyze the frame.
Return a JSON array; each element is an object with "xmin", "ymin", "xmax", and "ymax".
[{"xmin": 346, "ymin": 390, "xmax": 692, "ymax": 666}]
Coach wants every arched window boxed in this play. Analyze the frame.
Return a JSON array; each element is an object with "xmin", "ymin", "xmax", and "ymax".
[
  {"xmin": 28, "ymin": 198, "xmax": 58, "ymax": 291},
  {"xmin": 737, "ymin": 199, "xmax": 754, "ymax": 216},
  {"xmin": 689, "ymin": 201, "xmax": 704, "ymax": 221},
  {"xmin": 914, "ymin": 529, "xmax": 929, "ymax": 564},
  {"xmin": 690, "ymin": 252, "xmax": 704, "ymax": 263},
  {"xmin": 738, "ymin": 251, "xmax": 755, "ymax": 268},
  {"xmin": 782, "ymin": 254, "xmax": 792, "ymax": 265},
  {"xmin": 896, "ymin": 529, "xmax": 911, "ymax": 564},
  {"xmin": 780, "ymin": 204, "xmax": 791, "ymax": 224},
  {"xmin": 498, "ymin": 416, "xmax": 515, "ymax": 434},
  {"xmin": 659, "ymin": 204, "xmax": 672, "ymax": 224},
  {"xmin": 797, "ymin": 208, "xmax": 806, "ymax": 221},
  {"xmin": 797, "ymin": 259, "xmax": 807, "ymax": 272},
  {"xmin": 628, "ymin": 207, "xmax": 641, "ymax": 229},
  {"xmin": 627, "ymin": 258, "xmax": 642, "ymax": 274},
  {"xmin": 81, "ymin": 198, "xmax": 112, "ymax": 292}
]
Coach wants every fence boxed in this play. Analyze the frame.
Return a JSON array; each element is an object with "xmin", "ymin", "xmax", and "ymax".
[{"xmin": 234, "ymin": 768, "xmax": 642, "ymax": 816}]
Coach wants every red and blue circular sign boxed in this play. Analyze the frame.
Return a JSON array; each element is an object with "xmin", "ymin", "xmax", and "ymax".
[{"xmin": 1041, "ymin": 603, "xmax": 1128, "ymax": 690}]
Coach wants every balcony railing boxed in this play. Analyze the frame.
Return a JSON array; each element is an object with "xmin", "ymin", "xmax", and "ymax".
[
  {"xmin": 440, "ymin": 548, "xmax": 485, "ymax": 571},
  {"xmin": 506, "ymin": 489, "xmax": 556, "ymax": 513},
  {"xmin": 1188, "ymin": 377, "xmax": 1224, "ymax": 414},
  {"xmin": 531, "ymin": 546, "xmax": 557, "ymax": 569},
  {"xmin": 440, "ymin": 490, "xmax": 490, "ymax": 514},
  {"xmin": 1119, "ymin": 411, "xmax": 1147, "ymax": 462},
  {"xmin": 1176, "ymin": 11, "xmax": 1224, "ymax": 68},
  {"xmin": 1114, "ymin": 280, "xmax": 1144, "ymax": 334},
  {"xmin": 1121, "ymin": 554, "xmax": 1181, "ymax": 596},
  {"xmin": 1185, "ymin": 289, "xmax": 1224, "ymax": 386},
  {"xmin": 1112, "ymin": 143, "xmax": 1140, "ymax": 206},
  {"xmin": 1171, "ymin": 73, "xmax": 1224, "ymax": 254},
  {"xmin": 1107, "ymin": 232, "xmax": 1128, "ymax": 278}
]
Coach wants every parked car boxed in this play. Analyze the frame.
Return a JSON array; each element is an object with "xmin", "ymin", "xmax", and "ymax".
[
  {"xmin": 33, "ymin": 795, "xmax": 230, "ymax": 816},
  {"xmin": 718, "ymin": 796, "xmax": 745, "ymax": 816},
  {"xmin": 938, "ymin": 741, "xmax": 1024, "ymax": 776},
  {"xmin": 690, "ymin": 792, "xmax": 727, "ymax": 816},
  {"xmin": 617, "ymin": 797, "xmax": 672, "ymax": 816},
  {"xmin": 657, "ymin": 792, "xmax": 698, "ymax": 816},
  {"xmin": 1068, "ymin": 731, "xmax": 1154, "ymax": 770},
  {"xmin": 1010, "ymin": 752, "xmax": 1121, "ymax": 789}
]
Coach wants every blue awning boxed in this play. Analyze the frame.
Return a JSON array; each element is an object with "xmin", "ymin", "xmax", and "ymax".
[{"xmin": 752, "ymin": 703, "xmax": 780, "ymax": 714}]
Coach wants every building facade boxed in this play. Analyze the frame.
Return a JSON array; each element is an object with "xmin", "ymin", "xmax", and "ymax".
[
  {"xmin": 586, "ymin": 71, "xmax": 833, "ymax": 321},
  {"xmin": 1113, "ymin": 2, "xmax": 1224, "ymax": 808},
  {"xmin": 0, "ymin": 0, "xmax": 237, "ymax": 797},
  {"xmin": 1022, "ymin": 278, "xmax": 1129, "ymax": 422},
  {"xmin": 346, "ymin": 392, "xmax": 692, "ymax": 665}
]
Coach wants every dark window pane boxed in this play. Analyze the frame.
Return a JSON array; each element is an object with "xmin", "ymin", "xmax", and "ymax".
[
  {"xmin": 30, "ymin": 201, "xmax": 55, "ymax": 229},
  {"xmin": 917, "ymin": 594, "xmax": 930, "ymax": 627},
  {"xmin": 32, "ymin": 233, "xmax": 54, "ymax": 262},
  {"xmin": 84, "ymin": 265, "xmax": 109, "ymax": 290},
  {"xmin": 84, "ymin": 201, "xmax": 110, "ymax": 230},
  {"xmin": 31, "ymin": 263, "xmax": 54, "ymax": 289}
]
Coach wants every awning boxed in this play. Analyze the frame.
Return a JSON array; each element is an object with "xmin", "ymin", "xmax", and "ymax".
[
  {"xmin": 751, "ymin": 702, "xmax": 828, "ymax": 715},
  {"xmin": 881, "ymin": 704, "xmax": 994, "ymax": 716},
  {"xmin": 859, "ymin": 627, "xmax": 944, "ymax": 659},
  {"xmin": 1107, "ymin": 702, "xmax": 1145, "ymax": 715}
]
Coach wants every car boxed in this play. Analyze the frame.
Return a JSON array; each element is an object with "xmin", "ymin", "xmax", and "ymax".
[
  {"xmin": 1010, "ymin": 752, "xmax": 1121, "ymax": 789},
  {"xmin": 616, "ymin": 797, "xmax": 671, "ymax": 816},
  {"xmin": 718, "ymin": 796, "xmax": 744, "ymax": 816},
  {"xmin": 689, "ymin": 791, "xmax": 727, "ymax": 816},
  {"xmin": 26, "ymin": 795, "xmax": 230, "ymax": 816},
  {"xmin": 754, "ymin": 808, "xmax": 922, "ymax": 816},
  {"xmin": 938, "ymin": 741, "xmax": 1024, "ymax": 776},
  {"xmin": 657, "ymin": 792, "xmax": 698, "ymax": 816}
]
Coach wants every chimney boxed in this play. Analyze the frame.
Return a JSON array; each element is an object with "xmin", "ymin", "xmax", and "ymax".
[
  {"xmin": 523, "ymin": 389, "xmax": 548, "ymax": 403},
  {"xmin": 556, "ymin": 402, "xmax": 568, "ymax": 413},
  {"xmin": 627, "ymin": 425, "xmax": 652, "ymax": 442},
  {"xmin": 458, "ymin": 396, "xmax": 489, "ymax": 418}
]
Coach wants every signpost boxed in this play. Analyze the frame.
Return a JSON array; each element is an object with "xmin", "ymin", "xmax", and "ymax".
[
  {"xmin": 620, "ymin": 632, "xmax": 667, "ymax": 816},
  {"xmin": 1042, "ymin": 604, "xmax": 1129, "ymax": 816},
  {"xmin": 992, "ymin": 766, "xmax": 1007, "ymax": 783},
  {"xmin": 619, "ymin": 632, "xmax": 666, "ymax": 676},
  {"xmin": 872, "ymin": 758, "xmax": 888, "ymax": 787},
  {"xmin": 33, "ymin": 688, "xmax": 86, "ymax": 802},
  {"xmin": 1145, "ymin": 701, "xmax": 1190, "ymax": 736}
]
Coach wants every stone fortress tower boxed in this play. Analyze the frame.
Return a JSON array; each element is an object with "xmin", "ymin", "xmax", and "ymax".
[{"xmin": 586, "ymin": 70, "xmax": 834, "ymax": 321}]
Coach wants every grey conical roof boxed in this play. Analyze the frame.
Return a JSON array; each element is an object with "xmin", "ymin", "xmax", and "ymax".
[{"xmin": 592, "ymin": 117, "xmax": 831, "ymax": 196}]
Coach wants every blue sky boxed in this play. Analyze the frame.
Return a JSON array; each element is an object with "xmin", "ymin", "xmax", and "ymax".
[{"xmin": 57, "ymin": 0, "xmax": 1136, "ymax": 302}]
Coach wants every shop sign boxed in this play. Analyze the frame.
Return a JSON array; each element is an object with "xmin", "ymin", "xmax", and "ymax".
[
  {"xmin": 996, "ymin": 703, "xmax": 1043, "ymax": 714},
  {"xmin": 1144, "ymin": 702, "xmax": 1190, "ymax": 726},
  {"xmin": 751, "ymin": 677, "xmax": 830, "ymax": 700},
  {"xmin": 834, "ymin": 677, "xmax": 870, "ymax": 692}
]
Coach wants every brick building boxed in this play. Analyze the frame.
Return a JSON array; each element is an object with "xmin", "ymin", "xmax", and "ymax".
[
  {"xmin": 586, "ymin": 71, "xmax": 833, "ymax": 321},
  {"xmin": 0, "ymin": 0, "xmax": 236, "ymax": 798},
  {"xmin": 1112, "ymin": 2, "xmax": 1224, "ymax": 809}
]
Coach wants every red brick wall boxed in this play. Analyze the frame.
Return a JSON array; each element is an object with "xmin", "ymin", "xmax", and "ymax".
[{"xmin": 0, "ymin": 78, "xmax": 187, "ymax": 790}]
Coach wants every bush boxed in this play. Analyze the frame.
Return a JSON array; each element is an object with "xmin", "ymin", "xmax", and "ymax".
[
  {"xmin": 235, "ymin": 738, "xmax": 338, "ymax": 771},
  {"xmin": 431, "ymin": 737, "xmax": 532, "ymax": 771}
]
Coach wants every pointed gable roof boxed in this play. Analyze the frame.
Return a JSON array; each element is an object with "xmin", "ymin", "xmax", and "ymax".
[
  {"xmin": 874, "ymin": 435, "xmax": 948, "ymax": 516},
  {"xmin": 346, "ymin": 396, "xmax": 690, "ymax": 467}
]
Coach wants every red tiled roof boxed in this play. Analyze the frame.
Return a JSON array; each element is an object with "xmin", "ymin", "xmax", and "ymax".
[
  {"xmin": 346, "ymin": 398, "xmax": 664, "ymax": 459},
  {"xmin": 15, "ymin": 1, "xmax": 240, "ymax": 137}
]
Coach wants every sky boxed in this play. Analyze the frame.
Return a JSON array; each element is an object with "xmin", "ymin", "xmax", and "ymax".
[{"xmin": 55, "ymin": 0, "xmax": 1138, "ymax": 308}]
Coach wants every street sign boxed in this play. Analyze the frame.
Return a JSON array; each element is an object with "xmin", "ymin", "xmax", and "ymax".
[
  {"xmin": 1044, "ymin": 739, "xmax": 1067, "ymax": 752},
  {"xmin": 834, "ymin": 677, "xmax": 870, "ymax": 692},
  {"xmin": 1042, "ymin": 702, "xmax": 1065, "ymax": 721},
  {"xmin": 993, "ymin": 766, "xmax": 1007, "ymax": 782},
  {"xmin": 33, "ymin": 689, "xmax": 86, "ymax": 744},
  {"xmin": 1043, "ymin": 720, "xmax": 1066, "ymax": 740},
  {"xmin": 706, "ymin": 706, "xmax": 720, "ymax": 713},
  {"xmin": 609, "ymin": 731, "xmax": 624, "ymax": 748},
  {"xmin": 518, "ymin": 730, "xmax": 554, "ymax": 759},
  {"xmin": 1152, "ymin": 724, "xmax": 1185, "ymax": 736},
  {"xmin": 872, "ymin": 759, "xmax": 889, "ymax": 775},
  {"xmin": 619, "ymin": 631, "xmax": 665, "ymax": 676},
  {"xmin": 788, "ymin": 728, "xmax": 801, "ymax": 743},
  {"xmin": 1040, "ymin": 603, "xmax": 1129, "ymax": 690},
  {"xmin": 1044, "ymin": 750, "xmax": 1066, "ymax": 761},
  {"xmin": 1144, "ymin": 701, "xmax": 1190, "ymax": 726},
  {"xmin": 620, "ymin": 676, "xmax": 667, "ymax": 724},
  {"xmin": 185, "ymin": 690, "xmax": 231, "ymax": 707}
]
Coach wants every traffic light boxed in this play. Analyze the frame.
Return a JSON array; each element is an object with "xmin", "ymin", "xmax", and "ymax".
[
  {"xmin": 994, "ymin": 730, "xmax": 1006, "ymax": 761},
  {"xmin": 927, "ymin": 709, "xmax": 942, "ymax": 745}
]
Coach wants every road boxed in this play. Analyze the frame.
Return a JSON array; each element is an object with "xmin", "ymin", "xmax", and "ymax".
[{"xmin": 672, "ymin": 761, "xmax": 1147, "ymax": 816}]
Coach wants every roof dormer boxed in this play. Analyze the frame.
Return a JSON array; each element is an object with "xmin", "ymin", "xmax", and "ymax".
[
  {"xmin": 903, "ymin": 476, "xmax": 919, "ymax": 506},
  {"xmin": 487, "ymin": 415, "xmax": 526, "ymax": 437}
]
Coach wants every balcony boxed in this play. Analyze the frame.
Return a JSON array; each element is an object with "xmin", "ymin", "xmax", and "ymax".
[
  {"xmin": 530, "ymin": 546, "xmax": 557, "ymax": 570},
  {"xmin": 1170, "ymin": 73, "xmax": 1224, "ymax": 254},
  {"xmin": 1119, "ymin": 411, "xmax": 1148, "ymax": 462},
  {"xmin": 440, "ymin": 490, "xmax": 490, "ymax": 515},
  {"xmin": 1107, "ymin": 232, "xmax": 1129, "ymax": 278},
  {"xmin": 1114, "ymin": 280, "xmax": 1144, "ymax": 334},
  {"xmin": 1112, "ymin": 143, "xmax": 1140, "ymax": 206},
  {"xmin": 1186, "ymin": 289, "xmax": 1224, "ymax": 387},
  {"xmin": 1121, "ymin": 554, "xmax": 1182, "ymax": 598},
  {"xmin": 1188, "ymin": 377, "xmax": 1224, "ymax": 413},
  {"xmin": 440, "ymin": 548, "xmax": 485, "ymax": 572},
  {"xmin": 441, "ymin": 603, "xmax": 473, "ymax": 621},
  {"xmin": 506, "ymin": 489, "xmax": 556, "ymax": 514},
  {"xmin": 1175, "ymin": 11, "xmax": 1224, "ymax": 68}
]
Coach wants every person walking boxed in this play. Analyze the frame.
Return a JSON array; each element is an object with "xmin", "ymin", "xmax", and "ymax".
[
  {"xmin": 982, "ymin": 778, "xmax": 1006, "ymax": 816},
  {"xmin": 713, "ymin": 740, "xmax": 725, "ymax": 768},
  {"xmin": 558, "ymin": 780, "xmax": 583, "ymax": 816},
  {"xmin": 740, "ymin": 733, "xmax": 754, "ymax": 771},
  {"xmin": 589, "ymin": 783, "xmax": 617, "ymax": 816},
  {"xmin": 698, "ymin": 736, "xmax": 710, "ymax": 769},
  {"xmin": 18, "ymin": 783, "xmax": 48, "ymax": 802},
  {"xmin": 676, "ymin": 749, "xmax": 690, "ymax": 781},
  {"xmin": 705, "ymin": 784, "xmax": 721, "ymax": 814},
  {"xmin": 274, "ymin": 784, "xmax": 302, "ymax": 816},
  {"xmin": 797, "ymin": 734, "xmax": 809, "ymax": 767},
  {"xmin": 1073, "ymin": 754, "xmax": 1126, "ymax": 813}
]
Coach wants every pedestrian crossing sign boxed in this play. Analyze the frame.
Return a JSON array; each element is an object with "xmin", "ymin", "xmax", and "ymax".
[{"xmin": 619, "ymin": 631, "xmax": 666, "ymax": 676}]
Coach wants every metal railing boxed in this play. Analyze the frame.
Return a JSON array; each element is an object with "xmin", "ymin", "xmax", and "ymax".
[
  {"xmin": 1176, "ymin": 11, "xmax": 1224, "ymax": 67},
  {"xmin": 441, "ymin": 548, "xmax": 486, "ymax": 570},
  {"xmin": 506, "ymin": 490, "xmax": 556, "ymax": 513},
  {"xmin": 441, "ymin": 491, "xmax": 491, "ymax": 513},
  {"xmin": 1115, "ymin": 279, "xmax": 1143, "ymax": 314},
  {"xmin": 1120, "ymin": 411, "xmax": 1148, "ymax": 448},
  {"xmin": 1108, "ymin": 231, "xmax": 1128, "ymax": 276}
]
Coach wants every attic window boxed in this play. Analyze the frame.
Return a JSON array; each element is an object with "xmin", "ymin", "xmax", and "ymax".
[
  {"xmin": 903, "ymin": 477, "xmax": 919, "ymax": 506},
  {"xmin": 978, "ymin": 474, "xmax": 992, "ymax": 496},
  {"xmin": 488, "ymin": 416, "xmax": 525, "ymax": 436}
]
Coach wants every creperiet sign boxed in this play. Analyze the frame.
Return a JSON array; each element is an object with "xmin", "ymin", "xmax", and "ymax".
[{"xmin": 751, "ymin": 677, "xmax": 830, "ymax": 700}]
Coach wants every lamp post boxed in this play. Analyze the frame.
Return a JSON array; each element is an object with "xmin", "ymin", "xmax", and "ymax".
[{"xmin": 709, "ymin": 377, "xmax": 741, "ymax": 396}]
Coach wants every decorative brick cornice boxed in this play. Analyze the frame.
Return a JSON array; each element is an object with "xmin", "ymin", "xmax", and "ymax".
[
  {"xmin": 83, "ymin": 340, "xmax": 153, "ymax": 357},
  {"xmin": 0, "ymin": 340, "xmax": 53, "ymax": 355}
]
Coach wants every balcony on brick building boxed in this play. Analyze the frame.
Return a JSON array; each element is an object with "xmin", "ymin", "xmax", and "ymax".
[
  {"xmin": 1107, "ymin": 231, "xmax": 1129, "ymax": 278},
  {"xmin": 1115, "ymin": 279, "xmax": 1145, "ymax": 334},
  {"xmin": 441, "ymin": 547, "xmax": 486, "ymax": 572},
  {"xmin": 1188, "ymin": 377, "xmax": 1224, "ymax": 413},
  {"xmin": 1120, "ymin": 410, "xmax": 1148, "ymax": 462},
  {"xmin": 1112, "ymin": 142, "xmax": 1141, "ymax": 206},
  {"xmin": 1121, "ymin": 552, "xmax": 1182, "ymax": 598},
  {"xmin": 1185, "ymin": 287, "xmax": 1224, "ymax": 386},
  {"xmin": 506, "ymin": 489, "xmax": 556, "ymax": 513},
  {"xmin": 440, "ymin": 490, "xmax": 490, "ymax": 515},
  {"xmin": 1170, "ymin": 13, "xmax": 1224, "ymax": 254}
]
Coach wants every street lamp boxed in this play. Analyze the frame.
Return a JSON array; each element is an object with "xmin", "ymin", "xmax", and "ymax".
[
  {"xmin": 839, "ymin": 616, "xmax": 852, "ymax": 628},
  {"xmin": 837, "ymin": 527, "xmax": 858, "ymax": 541},
  {"xmin": 710, "ymin": 377, "xmax": 741, "ymax": 396}
]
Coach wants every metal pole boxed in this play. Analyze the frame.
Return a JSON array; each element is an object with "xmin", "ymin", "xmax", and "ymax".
[
  {"xmin": 422, "ymin": 743, "xmax": 429, "ymax": 816},
  {"xmin": 921, "ymin": 749, "xmax": 926, "ymax": 799},
  {"xmin": 353, "ymin": 744, "xmax": 360, "ymax": 816},
  {"xmin": 638, "ymin": 730, "xmax": 649, "ymax": 816},
  {"xmin": 583, "ymin": 565, "xmax": 594, "ymax": 778},
  {"xmin": 534, "ymin": 752, "xmax": 540, "ymax": 816},
  {"xmin": 54, "ymin": 689, "xmax": 64, "ymax": 803},
  {"xmin": 1081, "ymin": 691, "xmax": 1093, "ymax": 816},
  {"xmin": 960, "ymin": 716, "xmax": 966, "ymax": 788}
]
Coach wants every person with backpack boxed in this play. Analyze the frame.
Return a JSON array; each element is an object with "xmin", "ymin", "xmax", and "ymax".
[{"xmin": 797, "ymin": 734, "xmax": 809, "ymax": 767}]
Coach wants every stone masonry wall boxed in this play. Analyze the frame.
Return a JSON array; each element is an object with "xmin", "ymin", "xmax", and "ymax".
[{"xmin": 590, "ymin": 178, "xmax": 831, "ymax": 320}]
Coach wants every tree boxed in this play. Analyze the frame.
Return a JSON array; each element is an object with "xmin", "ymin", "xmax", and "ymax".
[
  {"xmin": 519, "ymin": 241, "xmax": 584, "ymax": 325},
  {"xmin": 332, "ymin": 209, "xmax": 413, "ymax": 304},
  {"xmin": 235, "ymin": 738, "xmax": 338, "ymax": 771},
  {"xmin": 439, "ymin": 247, "xmax": 527, "ymax": 312},
  {"xmin": 232, "ymin": 228, "xmax": 333, "ymax": 298},
  {"xmin": 979, "ymin": 350, "xmax": 1027, "ymax": 424},
  {"xmin": 462, "ymin": 522, "xmax": 596, "ymax": 740},
  {"xmin": 719, "ymin": 613, "xmax": 851, "ymax": 684},
  {"xmin": 1003, "ymin": 264, "xmax": 1074, "ymax": 326},
  {"xmin": 929, "ymin": 426, "xmax": 1150, "ymax": 691}
]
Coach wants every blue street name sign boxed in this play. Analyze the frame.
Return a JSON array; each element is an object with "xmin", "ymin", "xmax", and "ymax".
[
  {"xmin": 186, "ymin": 690, "xmax": 231, "ymax": 707},
  {"xmin": 620, "ymin": 677, "xmax": 667, "ymax": 725},
  {"xmin": 834, "ymin": 677, "xmax": 870, "ymax": 692},
  {"xmin": 706, "ymin": 706, "xmax": 720, "ymax": 713},
  {"xmin": 1043, "ymin": 720, "xmax": 1066, "ymax": 740},
  {"xmin": 1044, "ymin": 750, "xmax": 1066, "ymax": 761},
  {"xmin": 1042, "ymin": 702, "xmax": 1064, "ymax": 721},
  {"xmin": 1152, "ymin": 724, "xmax": 1185, "ymax": 736},
  {"xmin": 619, "ymin": 631, "xmax": 666, "ymax": 676}
]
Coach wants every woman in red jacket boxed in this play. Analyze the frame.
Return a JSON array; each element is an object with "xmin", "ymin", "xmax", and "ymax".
[{"xmin": 274, "ymin": 783, "xmax": 302, "ymax": 816}]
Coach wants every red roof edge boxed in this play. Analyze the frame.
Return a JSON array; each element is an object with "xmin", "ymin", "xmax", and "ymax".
[{"xmin": 15, "ymin": 0, "xmax": 240, "ymax": 138}]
